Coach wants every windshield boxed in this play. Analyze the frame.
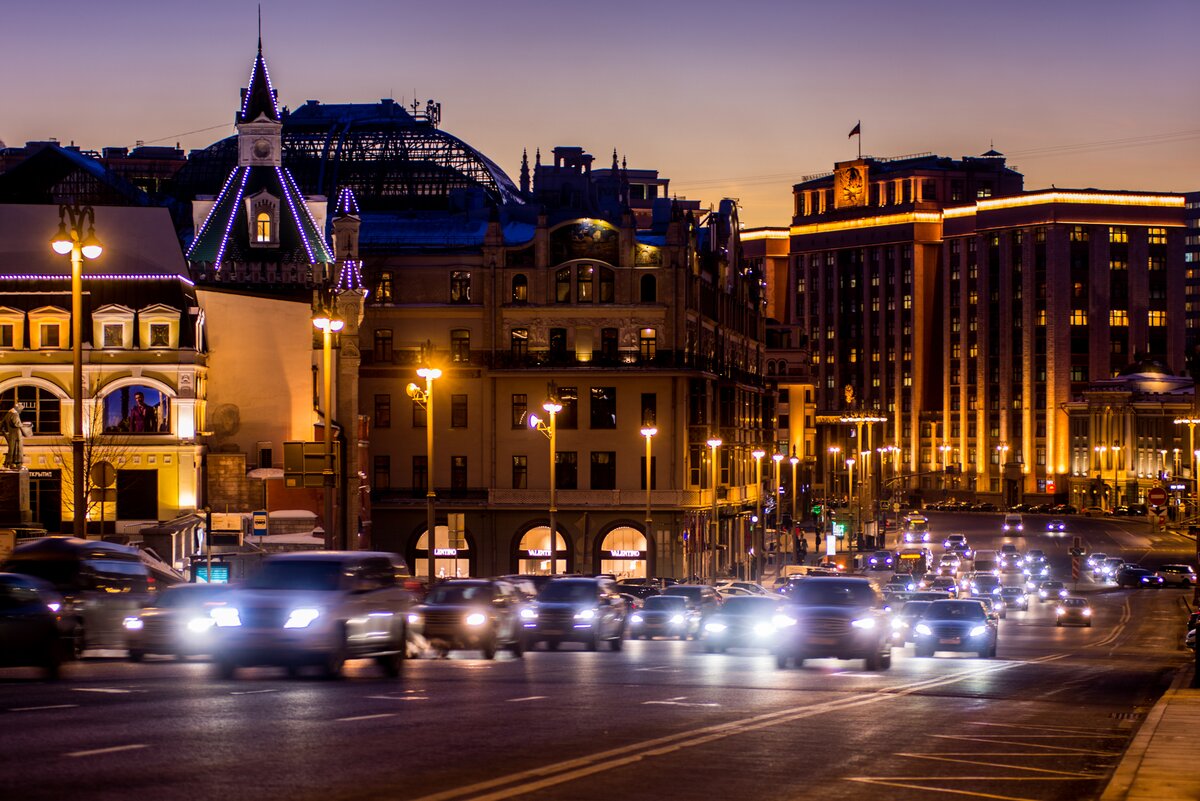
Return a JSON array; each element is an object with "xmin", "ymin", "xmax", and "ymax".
[
  {"xmin": 1043, "ymin": 582, "xmax": 1064, "ymax": 589},
  {"xmin": 900, "ymin": 601, "xmax": 931, "ymax": 619},
  {"xmin": 788, "ymin": 580, "xmax": 876, "ymax": 607},
  {"xmin": 662, "ymin": 587, "xmax": 703, "ymax": 601},
  {"xmin": 246, "ymin": 560, "xmax": 346, "ymax": 591},
  {"xmin": 538, "ymin": 581, "xmax": 598, "ymax": 603},
  {"xmin": 1000, "ymin": 588, "xmax": 1023, "ymax": 595},
  {"xmin": 643, "ymin": 595, "xmax": 687, "ymax": 611},
  {"xmin": 720, "ymin": 597, "xmax": 779, "ymax": 615},
  {"xmin": 925, "ymin": 601, "xmax": 986, "ymax": 621},
  {"xmin": 158, "ymin": 585, "xmax": 227, "ymax": 607},
  {"xmin": 1061, "ymin": 598, "xmax": 1087, "ymax": 607},
  {"xmin": 2, "ymin": 559, "xmax": 79, "ymax": 588},
  {"xmin": 427, "ymin": 584, "xmax": 494, "ymax": 604}
]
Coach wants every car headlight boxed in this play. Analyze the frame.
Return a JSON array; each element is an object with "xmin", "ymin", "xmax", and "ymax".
[
  {"xmin": 705, "ymin": 622, "xmax": 727, "ymax": 633},
  {"xmin": 407, "ymin": 612, "xmax": 422, "ymax": 625},
  {"xmin": 1082, "ymin": 608, "xmax": 1092, "ymax": 616},
  {"xmin": 1055, "ymin": 606, "xmax": 1065, "ymax": 615},
  {"xmin": 969, "ymin": 625, "xmax": 987, "ymax": 637},
  {"xmin": 210, "ymin": 607, "xmax": 242, "ymax": 627},
  {"xmin": 630, "ymin": 614, "xmax": 643, "ymax": 624},
  {"xmin": 850, "ymin": 617, "xmax": 875, "ymax": 630},
  {"xmin": 284, "ymin": 608, "xmax": 321, "ymax": 629},
  {"xmin": 1059, "ymin": 590, "xmax": 1069, "ymax": 598},
  {"xmin": 669, "ymin": 614, "xmax": 685, "ymax": 624},
  {"xmin": 915, "ymin": 623, "xmax": 932, "ymax": 636},
  {"xmin": 891, "ymin": 618, "xmax": 906, "ymax": 630},
  {"xmin": 465, "ymin": 612, "xmax": 487, "ymax": 627},
  {"xmin": 187, "ymin": 616, "xmax": 215, "ymax": 634},
  {"xmin": 574, "ymin": 609, "xmax": 596, "ymax": 620},
  {"xmin": 772, "ymin": 614, "xmax": 797, "ymax": 628},
  {"xmin": 47, "ymin": 602, "xmax": 61, "ymax": 613},
  {"xmin": 122, "ymin": 616, "xmax": 144, "ymax": 631},
  {"xmin": 519, "ymin": 608, "xmax": 537, "ymax": 621},
  {"xmin": 753, "ymin": 622, "xmax": 774, "ymax": 636}
]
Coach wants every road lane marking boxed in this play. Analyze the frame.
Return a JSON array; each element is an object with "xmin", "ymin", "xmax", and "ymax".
[
  {"xmin": 896, "ymin": 753, "xmax": 1104, "ymax": 777},
  {"xmin": 643, "ymin": 699, "xmax": 721, "ymax": 707},
  {"xmin": 336, "ymin": 713, "xmax": 396, "ymax": 722},
  {"xmin": 230, "ymin": 689, "xmax": 278, "ymax": 696},
  {"xmin": 930, "ymin": 734, "xmax": 1120, "ymax": 755},
  {"xmin": 846, "ymin": 776, "xmax": 1089, "ymax": 801},
  {"xmin": 9, "ymin": 704, "xmax": 79, "ymax": 712},
  {"xmin": 970, "ymin": 721, "xmax": 1120, "ymax": 734},
  {"xmin": 506, "ymin": 696, "xmax": 546, "ymax": 703},
  {"xmin": 66, "ymin": 744, "xmax": 147, "ymax": 758},
  {"xmin": 72, "ymin": 688, "xmax": 138, "ymax": 694},
  {"xmin": 404, "ymin": 654, "xmax": 1072, "ymax": 801}
]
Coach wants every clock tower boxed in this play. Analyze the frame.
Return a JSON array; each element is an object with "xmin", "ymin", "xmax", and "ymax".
[{"xmin": 236, "ymin": 37, "xmax": 282, "ymax": 168}]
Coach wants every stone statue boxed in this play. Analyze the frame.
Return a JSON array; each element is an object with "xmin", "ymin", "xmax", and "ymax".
[{"xmin": 0, "ymin": 402, "xmax": 25, "ymax": 469}]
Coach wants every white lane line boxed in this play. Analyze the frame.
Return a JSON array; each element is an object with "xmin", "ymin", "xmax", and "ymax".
[
  {"xmin": 230, "ymin": 689, "xmax": 278, "ymax": 696},
  {"xmin": 336, "ymin": 713, "xmax": 396, "ymax": 722},
  {"xmin": 643, "ymin": 700, "xmax": 721, "ymax": 708},
  {"xmin": 367, "ymin": 694, "xmax": 427, "ymax": 701},
  {"xmin": 9, "ymin": 704, "xmax": 79, "ymax": 712},
  {"xmin": 66, "ymin": 744, "xmax": 147, "ymax": 758},
  {"xmin": 72, "ymin": 688, "xmax": 138, "ymax": 694},
  {"xmin": 634, "ymin": 666, "xmax": 676, "ymax": 672},
  {"xmin": 506, "ymin": 696, "xmax": 547, "ymax": 703}
]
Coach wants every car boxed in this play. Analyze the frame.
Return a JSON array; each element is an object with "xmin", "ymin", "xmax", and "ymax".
[
  {"xmin": 124, "ymin": 583, "xmax": 231, "ymax": 662},
  {"xmin": 614, "ymin": 582, "xmax": 661, "ymax": 600},
  {"xmin": 1081, "ymin": 506, "xmax": 1107, "ymax": 517},
  {"xmin": 867, "ymin": 551, "xmax": 896, "ymax": 570},
  {"xmin": 1186, "ymin": 628, "xmax": 1195, "ymax": 650},
  {"xmin": 943, "ymin": 534, "xmax": 970, "ymax": 554},
  {"xmin": 976, "ymin": 502, "xmax": 998, "ymax": 512},
  {"xmin": 968, "ymin": 574, "xmax": 1002, "ymax": 598},
  {"xmin": 714, "ymin": 581, "xmax": 770, "ymax": 596},
  {"xmin": 410, "ymin": 579, "xmax": 527, "ymax": 659},
  {"xmin": 928, "ymin": 576, "xmax": 959, "ymax": 596},
  {"xmin": 913, "ymin": 599, "xmax": 998, "ymax": 658},
  {"xmin": 660, "ymin": 584, "xmax": 723, "ymax": 623},
  {"xmin": 1112, "ymin": 505, "xmax": 1131, "ymax": 516},
  {"xmin": 1037, "ymin": 580, "xmax": 1069, "ymax": 602},
  {"xmin": 1055, "ymin": 597, "xmax": 1092, "ymax": 627},
  {"xmin": 999, "ymin": 545, "xmax": 1023, "ymax": 572},
  {"xmin": 1158, "ymin": 565, "xmax": 1197, "ymax": 587},
  {"xmin": 998, "ymin": 586, "xmax": 1029, "ymax": 610},
  {"xmin": 1002, "ymin": 514, "xmax": 1024, "ymax": 534},
  {"xmin": 0, "ymin": 572, "xmax": 70, "ymax": 678},
  {"xmin": 208, "ymin": 551, "xmax": 415, "ymax": 679},
  {"xmin": 1086, "ymin": 552, "xmax": 1109, "ymax": 571},
  {"xmin": 772, "ymin": 577, "xmax": 893, "ymax": 671},
  {"xmin": 1116, "ymin": 567, "xmax": 1165, "ymax": 588},
  {"xmin": 891, "ymin": 600, "xmax": 934, "ymax": 644},
  {"xmin": 884, "ymin": 574, "xmax": 919, "ymax": 593},
  {"xmin": 703, "ymin": 596, "xmax": 792, "ymax": 653},
  {"xmin": 629, "ymin": 594, "xmax": 700, "ymax": 640},
  {"xmin": 1100, "ymin": 557, "xmax": 1125, "ymax": 579},
  {"xmin": 1045, "ymin": 519, "xmax": 1067, "ymax": 533},
  {"xmin": 716, "ymin": 586, "xmax": 759, "ymax": 599},
  {"xmin": 936, "ymin": 554, "xmax": 962, "ymax": 576},
  {"xmin": 524, "ymin": 577, "xmax": 627, "ymax": 651},
  {"xmin": 1050, "ymin": 504, "xmax": 1078, "ymax": 515},
  {"xmin": 976, "ymin": 595, "xmax": 1006, "ymax": 620}
]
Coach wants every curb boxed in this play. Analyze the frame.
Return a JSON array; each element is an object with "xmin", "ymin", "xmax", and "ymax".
[{"xmin": 1099, "ymin": 664, "xmax": 1194, "ymax": 801}]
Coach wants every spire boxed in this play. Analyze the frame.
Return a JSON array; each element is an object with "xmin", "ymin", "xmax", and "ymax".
[
  {"xmin": 535, "ymin": 148, "xmax": 541, "ymax": 168},
  {"xmin": 519, "ymin": 148, "xmax": 530, "ymax": 195},
  {"xmin": 239, "ymin": 26, "xmax": 279, "ymax": 124},
  {"xmin": 611, "ymin": 148, "xmax": 619, "ymax": 172}
]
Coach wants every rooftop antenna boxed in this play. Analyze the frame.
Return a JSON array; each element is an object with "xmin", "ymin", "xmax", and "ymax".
[{"xmin": 257, "ymin": 4, "xmax": 262, "ymax": 52}]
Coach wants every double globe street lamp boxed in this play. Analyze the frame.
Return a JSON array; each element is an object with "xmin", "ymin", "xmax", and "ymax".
[
  {"xmin": 407, "ymin": 364, "xmax": 441, "ymax": 581},
  {"xmin": 529, "ymin": 393, "xmax": 562, "ymax": 575},
  {"xmin": 312, "ymin": 308, "xmax": 344, "ymax": 549}
]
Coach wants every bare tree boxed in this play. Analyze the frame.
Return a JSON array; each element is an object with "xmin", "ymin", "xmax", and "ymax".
[{"xmin": 52, "ymin": 395, "xmax": 139, "ymax": 527}]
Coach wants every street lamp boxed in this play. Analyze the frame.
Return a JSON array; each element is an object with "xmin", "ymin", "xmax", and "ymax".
[
  {"xmin": 771, "ymin": 452, "xmax": 784, "ymax": 578},
  {"xmin": 707, "ymin": 438, "xmax": 722, "ymax": 583},
  {"xmin": 50, "ymin": 204, "xmax": 102, "ymax": 537},
  {"xmin": 529, "ymin": 390, "xmax": 562, "ymax": 575},
  {"xmin": 640, "ymin": 426, "xmax": 656, "ymax": 559},
  {"xmin": 828, "ymin": 446, "xmax": 841, "ymax": 499},
  {"xmin": 751, "ymin": 449, "xmax": 765, "ymax": 581},
  {"xmin": 1094, "ymin": 446, "xmax": 1108, "ymax": 510},
  {"xmin": 407, "ymin": 362, "xmax": 441, "ymax": 579},
  {"xmin": 313, "ymin": 309, "xmax": 345, "ymax": 549},
  {"xmin": 789, "ymin": 449, "xmax": 800, "ymax": 546}
]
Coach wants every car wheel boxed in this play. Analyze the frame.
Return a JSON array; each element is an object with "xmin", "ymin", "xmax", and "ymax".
[
  {"xmin": 377, "ymin": 645, "xmax": 403, "ymax": 677},
  {"xmin": 879, "ymin": 649, "xmax": 892, "ymax": 670},
  {"xmin": 322, "ymin": 626, "xmax": 347, "ymax": 679},
  {"xmin": 481, "ymin": 637, "xmax": 497, "ymax": 661},
  {"xmin": 214, "ymin": 659, "xmax": 236, "ymax": 680},
  {"xmin": 915, "ymin": 645, "xmax": 933, "ymax": 658},
  {"xmin": 70, "ymin": 622, "xmax": 85, "ymax": 659},
  {"xmin": 510, "ymin": 636, "xmax": 525, "ymax": 658},
  {"xmin": 285, "ymin": 664, "xmax": 302, "ymax": 679},
  {"xmin": 775, "ymin": 653, "xmax": 790, "ymax": 669},
  {"xmin": 545, "ymin": 640, "xmax": 559, "ymax": 651},
  {"xmin": 1056, "ymin": 620, "xmax": 1062, "ymax": 627},
  {"xmin": 864, "ymin": 650, "xmax": 881, "ymax": 671},
  {"xmin": 128, "ymin": 649, "xmax": 145, "ymax": 663},
  {"xmin": 42, "ymin": 644, "xmax": 62, "ymax": 680}
]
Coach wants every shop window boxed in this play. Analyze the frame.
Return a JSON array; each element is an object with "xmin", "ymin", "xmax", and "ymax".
[
  {"xmin": 0, "ymin": 386, "xmax": 61, "ymax": 435},
  {"xmin": 102, "ymin": 384, "xmax": 169, "ymax": 434}
]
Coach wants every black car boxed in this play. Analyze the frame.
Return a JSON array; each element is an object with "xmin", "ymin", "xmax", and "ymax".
[
  {"xmin": 1116, "ymin": 567, "xmax": 1165, "ymax": 588},
  {"xmin": 411, "ymin": 579, "xmax": 526, "ymax": 659},
  {"xmin": 913, "ymin": 599, "xmax": 997, "ymax": 658},
  {"xmin": 702, "ymin": 596, "xmax": 790, "ymax": 653},
  {"xmin": 614, "ymin": 582, "xmax": 661, "ymax": 601},
  {"xmin": 124, "ymin": 583, "xmax": 230, "ymax": 662},
  {"xmin": 0, "ymin": 573, "xmax": 69, "ymax": 678},
  {"xmin": 772, "ymin": 577, "xmax": 892, "ymax": 671},
  {"xmin": 660, "ymin": 584, "xmax": 723, "ymax": 623},
  {"xmin": 891, "ymin": 600, "xmax": 933, "ymax": 644},
  {"xmin": 524, "ymin": 577, "xmax": 626, "ymax": 651},
  {"xmin": 629, "ymin": 594, "xmax": 699, "ymax": 640}
]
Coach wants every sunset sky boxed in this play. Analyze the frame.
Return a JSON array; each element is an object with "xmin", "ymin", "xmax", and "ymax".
[{"xmin": 3, "ymin": 0, "xmax": 1197, "ymax": 225}]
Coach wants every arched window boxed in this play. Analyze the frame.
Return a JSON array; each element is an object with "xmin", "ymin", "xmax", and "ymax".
[
  {"xmin": 577, "ymin": 264, "xmax": 594, "ymax": 302},
  {"xmin": 511, "ymin": 274, "xmax": 528, "ymax": 304},
  {"xmin": 102, "ymin": 384, "xmax": 170, "ymax": 434},
  {"xmin": 598, "ymin": 266, "xmax": 615, "ymax": 303},
  {"xmin": 640, "ymin": 274, "xmax": 657, "ymax": 303},
  {"xmin": 255, "ymin": 212, "xmax": 272, "ymax": 243},
  {"xmin": 0, "ymin": 385, "xmax": 61, "ymax": 435},
  {"xmin": 556, "ymin": 269, "xmax": 571, "ymax": 303}
]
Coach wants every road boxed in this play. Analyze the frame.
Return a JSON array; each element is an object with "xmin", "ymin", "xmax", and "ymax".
[{"xmin": 0, "ymin": 512, "xmax": 1191, "ymax": 801}]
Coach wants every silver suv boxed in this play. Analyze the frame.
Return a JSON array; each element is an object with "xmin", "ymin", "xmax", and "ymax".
[{"xmin": 209, "ymin": 551, "xmax": 416, "ymax": 679}]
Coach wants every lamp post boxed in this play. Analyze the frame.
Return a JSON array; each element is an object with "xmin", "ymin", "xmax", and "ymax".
[
  {"xmin": 771, "ymin": 452, "xmax": 783, "ymax": 578},
  {"xmin": 407, "ymin": 363, "xmax": 441, "ymax": 579},
  {"xmin": 50, "ymin": 205, "xmax": 102, "ymax": 538},
  {"xmin": 846, "ymin": 457, "xmax": 856, "ymax": 551},
  {"xmin": 789, "ymin": 448, "xmax": 799, "ymax": 537},
  {"xmin": 707, "ymin": 438, "xmax": 722, "ymax": 583},
  {"xmin": 1175, "ymin": 418, "xmax": 1200, "ymax": 513},
  {"xmin": 751, "ymin": 449, "xmax": 765, "ymax": 581},
  {"xmin": 640, "ymin": 426, "xmax": 656, "ymax": 562},
  {"xmin": 1094, "ymin": 445, "xmax": 1108, "ymax": 510},
  {"xmin": 828, "ymin": 445, "xmax": 841, "ymax": 500},
  {"xmin": 312, "ymin": 309, "xmax": 345, "ymax": 550},
  {"xmin": 529, "ymin": 390, "xmax": 562, "ymax": 575}
]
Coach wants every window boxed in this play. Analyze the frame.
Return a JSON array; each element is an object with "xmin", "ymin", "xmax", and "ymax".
[
  {"xmin": 149, "ymin": 324, "xmax": 170, "ymax": 348},
  {"xmin": 512, "ymin": 394, "xmax": 528, "ymax": 428},
  {"xmin": 450, "ymin": 271, "xmax": 471, "ymax": 303},
  {"xmin": 1070, "ymin": 310, "xmax": 1087, "ymax": 326},
  {"xmin": 512, "ymin": 455, "xmax": 527, "ymax": 489},
  {"xmin": 0, "ymin": 323, "xmax": 12, "ymax": 348},
  {"xmin": 103, "ymin": 324, "xmax": 124, "ymax": 348},
  {"xmin": 590, "ymin": 387, "xmax": 617, "ymax": 429},
  {"xmin": 0, "ymin": 386, "xmax": 61, "ymax": 435},
  {"xmin": 598, "ymin": 267, "xmax": 615, "ymax": 303},
  {"xmin": 577, "ymin": 264, "xmax": 594, "ymax": 302},
  {"xmin": 373, "ymin": 330, "xmax": 393, "ymax": 362},
  {"xmin": 600, "ymin": 328, "xmax": 618, "ymax": 361},
  {"xmin": 556, "ymin": 269, "xmax": 571, "ymax": 303},
  {"xmin": 375, "ymin": 271, "xmax": 393, "ymax": 303},
  {"xmin": 450, "ymin": 394, "xmax": 468, "ymax": 428},
  {"xmin": 373, "ymin": 456, "xmax": 390, "ymax": 489},
  {"xmin": 556, "ymin": 451, "xmax": 578, "ymax": 490},
  {"xmin": 511, "ymin": 328, "xmax": 528, "ymax": 358},
  {"xmin": 450, "ymin": 329, "xmax": 470, "ymax": 363},
  {"xmin": 450, "ymin": 456, "xmax": 467, "ymax": 490},
  {"xmin": 102, "ymin": 384, "xmax": 168, "ymax": 433},
  {"xmin": 40, "ymin": 324, "xmax": 61, "ymax": 349},
  {"xmin": 1110, "ymin": 310, "xmax": 1129, "ymax": 326},
  {"xmin": 639, "ymin": 328, "xmax": 656, "ymax": 361},
  {"xmin": 549, "ymin": 328, "xmax": 567, "ymax": 359},
  {"xmin": 511, "ymin": 274, "xmax": 528, "ymax": 303},
  {"xmin": 641, "ymin": 393, "xmax": 657, "ymax": 426},
  {"xmin": 1109, "ymin": 226, "xmax": 1128, "ymax": 244},
  {"xmin": 412, "ymin": 397, "xmax": 426, "ymax": 428},
  {"xmin": 374, "ymin": 394, "xmax": 391, "ymax": 428},
  {"xmin": 412, "ymin": 455, "xmax": 428, "ymax": 493},
  {"xmin": 640, "ymin": 274, "xmax": 657, "ymax": 303},
  {"xmin": 255, "ymin": 212, "xmax": 272, "ymax": 243},
  {"xmin": 1148, "ymin": 310, "xmax": 1167, "ymax": 326},
  {"xmin": 1149, "ymin": 227, "xmax": 1167, "ymax": 245},
  {"xmin": 558, "ymin": 387, "xmax": 578, "ymax": 429},
  {"xmin": 591, "ymin": 452, "xmax": 616, "ymax": 490}
]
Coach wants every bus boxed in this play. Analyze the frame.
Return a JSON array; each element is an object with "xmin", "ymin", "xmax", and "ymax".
[{"xmin": 901, "ymin": 514, "xmax": 930, "ymax": 544}]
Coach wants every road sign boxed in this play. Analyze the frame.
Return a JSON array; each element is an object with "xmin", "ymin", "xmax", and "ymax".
[
  {"xmin": 89, "ymin": 460, "xmax": 115, "ymax": 489},
  {"xmin": 1148, "ymin": 487, "xmax": 1168, "ymax": 507},
  {"xmin": 1071, "ymin": 557, "xmax": 1080, "ymax": 581},
  {"xmin": 825, "ymin": 534, "xmax": 836, "ymax": 557},
  {"xmin": 252, "ymin": 510, "xmax": 268, "ymax": 538}
]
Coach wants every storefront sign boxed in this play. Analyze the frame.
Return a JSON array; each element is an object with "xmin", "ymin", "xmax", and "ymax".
[
  {"xmin": 27, "ymin": 470, "xmax": 59, "ymax": 480},
  {"xmin": 525, "ymin": 549, "xmax": 551, "ymax": 558},
  {"xmin": 433, "ymin": 548, "xmax": 459, "ymax": 557},
  {"xmin": 605, "ymin": 550, "xmax": 644, "ymax": 559}
]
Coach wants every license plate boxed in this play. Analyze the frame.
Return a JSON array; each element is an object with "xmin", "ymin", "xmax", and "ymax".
[
  {"xmin": 939, "ymin": 637, "xmax": 960, "ymax": 645},
  {"xmin": 542, "ymin": 629, "xmax": 562, "ymax": 636},
  {"xmin": 808, "ymin": 637, "xmax": 836, "ymax": 645}
]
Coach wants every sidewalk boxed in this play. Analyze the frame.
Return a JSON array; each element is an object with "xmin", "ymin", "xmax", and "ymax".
[{"xmin": 1100, "ymin": 664, "xmax": 1200, "ymax": 801}]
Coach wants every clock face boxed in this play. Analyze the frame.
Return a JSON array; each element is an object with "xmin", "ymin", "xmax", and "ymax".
[{"xmin": 252, "ymin": 138, "xmax": 273, "ymax": 159}]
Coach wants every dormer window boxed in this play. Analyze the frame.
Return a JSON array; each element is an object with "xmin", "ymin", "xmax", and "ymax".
[
  {"xmin": 92, "ymin": 304, "xmax": 134, "ymax": 351},
  {"xmin": 40, "ymin": 324, "xmax": 61, "ymax": 348},
  {"xmin": 28, "ymin": 306, "xmax": 69, "ymax": 350},
  {"xmin": 103, "ymin": 324, "xmax": 124, "ymax": 348},
  {"xmin": 150, "ymin": 324, "xmax": 170, "ymax": 348},
  {"xmin": 245, "ymin": 190, "xmax": 279, "ymax": 248},
  {"xmin": 0, "ymin": 306, "xmax": 23, "ymax": 349},
  {"xmin": 256, "ymin": 212, "xmax": 272, "ymax": 243},
  {"xmin": 137, "ymin": 304, "xmax": 180, "ymax": 350}
]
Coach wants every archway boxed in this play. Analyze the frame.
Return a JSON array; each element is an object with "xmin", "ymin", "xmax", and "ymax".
[
  {"xmin": 411, "ymin": 526, "xmax": 475, "ymax": 578},
  {"xmin": 597, "ymin": 526, "xmax": 649, "ymax": 580},
  {"xmin": 514, "ymin": 526, "xmax": 569, "ymax": 575}
]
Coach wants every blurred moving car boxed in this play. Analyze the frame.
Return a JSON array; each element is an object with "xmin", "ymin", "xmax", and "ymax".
[
  {"xmin": 209, "ymin": 552, "xmax": 415, "ymax": 679},
  {"xmin": 1055, "ymin": 597, "xmax": 1092, "ymax": 627},
  {"xmin": 629, "ymin": 594, "xmax": 699, "ymax": 640},
  {"xmin": 124, "ymin": 583, "xmax": 230, "ymax": 662},
  {"xmin": 1116, "ymin": 567, "xmax": 1165, "ymax": 588},
  {"xmin": 661, "ymin": 584, "xmax": 723, "ymax": 622},
  {"xmin": 968, "ymin": 573, "xmax": 1002, "ymax": 598},
  {"xmin": 975, "ymin": 595, "xmax": 1006, "ymax": 621},
  {"xmin": 772, "ymin": 577, "xmax": 892, "ymax": 671},
  {"xmin": 913, "ymin": 599, "xmax": 998, "ymax": 658},
  {"xmin": 891, "ymin": 600, "xmax": 933, "ymax": 644},
  {"xmin": 928, "ymin": 576, "xmax": 959, "ymax": 596},
  {"xmin": 867, "ymin": 551, "xmax": 896, "ymax": 570},
  {"xmin": 998, "ymin": 586, "xmax": 1029, "ymax": 611},
  {"xmin": 1045, "ymin": 519, "xmax": 1067, "ymax": 533},
  {"xmin": 614, "ymin": 582, "xmax": 660, "ymax": 601},
  {"xmin": 0, "ymin": 573, "xmax": 69, "ymax": 678},
  {"xmin": 1037, "ymin": 580, "xmax": 1069, "ymax": 602},
  {"xmin": 1086, "ymin": 553, "xmax": 1109, "ymax": 571},
  {"xmin": 1158, "ymin": 565, "xmax": 1197, "ymax": 588},
  {"xmin": 524, "ymin": 577, "xmax": 627, "ymax": 651},
  {"xmin": 410, "ymin": 579, "xmax": 526, "ymax": 659},
  {"xmin": 937, "ymin": 554, "xmax": 962, "ymax": 576},
  {"xmin": 943, "ymin": 534, "xmax": 971, "ymax": 556},
  {"xmin": 1002, "ymin": 514, "xmax": 1024, "ymax": 534},
  {"xmin": 703, "ymin": 596, "xmax": 791, "ymax": 653},
  {"xmin": 715, "ymin": 581, "xmax": 770, "ymax": 597},
  {"xmin": 1099, "ymin": 557, "xmax": 1125, "ymax": 580}
]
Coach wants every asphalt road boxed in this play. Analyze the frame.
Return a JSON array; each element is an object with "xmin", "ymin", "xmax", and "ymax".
[{"xmin": 0, "ymin": 512, "xmax": 1192, "ymax": 801}]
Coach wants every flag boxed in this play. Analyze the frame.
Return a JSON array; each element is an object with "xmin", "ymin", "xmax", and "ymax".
[{"xmin": 848, "ymin": 121, "xmax": 861, "ymax": 139}]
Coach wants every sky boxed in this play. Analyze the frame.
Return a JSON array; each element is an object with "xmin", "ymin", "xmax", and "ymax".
[{"xmin": 2, "ymin": 0, "xmax": 1198, "ymax": 226}]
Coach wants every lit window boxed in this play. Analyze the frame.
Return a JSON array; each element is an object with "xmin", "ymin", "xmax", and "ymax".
[
  {"xmin": 1109, "ymin": 226, "xmax": 1128, "ymax": 244},
  {"xmin": 103, "ymin": 324, "xmax": 123, "ymax": 348},
  {"xmin": 1148, "ymin": 227, "xmax": 1167, "ymax": 245},
  {"xmin": 1110, "ymin": 310, "xmax": 1129, "ymax": 326},
  {"xmin": 255, "ymin": 212, "xmax": 272, "ymax": 243},
  {"xmin": 1148, "ymin": 311, "xmax": 1167, "ymax": 326},
  {"xmin": 639, "ymin": 328, "xmax": 656, "ymax": 361},
  {"xmin": 1070, "ymin": 310, "xmax": 1087, "ymax": 326}
]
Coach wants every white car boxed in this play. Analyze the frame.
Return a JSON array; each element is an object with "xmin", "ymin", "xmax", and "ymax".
[
  {"xmin": 1158, "ymin": 565, "xmax": 1197, "ymax": 587},
  {"xmin": 1002, "ymin": 514, "xmax": 1024, "ymax": 533}
]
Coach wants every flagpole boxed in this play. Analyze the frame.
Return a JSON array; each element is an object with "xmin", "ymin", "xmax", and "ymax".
[{"xmin": 857, "ymin": 120, "xmax": 861, "ymax": 159}]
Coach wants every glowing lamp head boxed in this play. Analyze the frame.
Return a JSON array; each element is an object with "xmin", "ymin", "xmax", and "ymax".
[
  {"xmin": 640, "ymin": 427, "xmax": 657, "ymax": 438},
  {"xmin": 542, "ymin": 400, "xmax": 562, "ymax": 414},
  {"xmin": 406, "ymin": 382, "xmax": 420, "ymax": 398},
  {"xmin": 773, "ymin": 453, "xmax": 784, "ymax": 464},
  {"xmin": 752, "ymin": 450, "xmax": 766, "ymax": 460},
  {"xmin": 707, "ymin": 438, "xmax": 722, "ymax": 448},
  {"xmin": 312, "ymin": 315, "xmax": 330, "ymax": 331},
  {"xmin": 80, "ymin": 227, "xmax": 103, "ymax": 260},
  {"xmin": 790, "ymin": 456, "xmax": 799, "ymax": 466},
  {"xmin": 327, "ymin": 316, "xmax": 344, "ymax": 332},
  {"xmin": 528, "ymin": 414, "xmax": 542, "ymax": 429},
  {"xmin": 417, "ymin": 367, "xmax": 441, "ymax": 380},
  {"xmin": 50, "ymin": 222, "xmax": 73, "ymax": 255}
]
